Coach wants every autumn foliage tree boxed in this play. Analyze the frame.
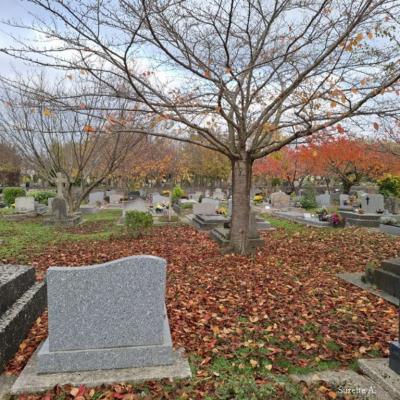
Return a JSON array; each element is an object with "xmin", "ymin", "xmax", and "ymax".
[
  {"xmin": 253, "ymin": 146, "xmax": 317, "ymax": 194},
  {"xmin": 0, "ymin": 75, "xmax": 143, "ymax": 211},
  {"xmin": 308, "ymin": 136, "xmax": 399, "ymax": 193},
  {"xmin": 2, "ymin": 0, "xmax": 400, "ymax": 253},
  {"xmin": 112, "ymin": 138, "xmax": 190, "ymax": 189}
]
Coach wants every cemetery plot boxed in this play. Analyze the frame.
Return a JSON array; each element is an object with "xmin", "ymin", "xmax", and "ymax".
[{"xmin": 1, "ymin": 211, "xmax": 400, "ymax": 398}]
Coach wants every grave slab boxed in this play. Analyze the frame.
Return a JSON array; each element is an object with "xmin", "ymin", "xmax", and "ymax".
[
  {"xmin": 359, "ymin": 358, "xmax": 400, "ymax": 400},
  {"xmin": 11, "ymin": 348, "xmax": 191, "ymax": 395},
  {"xmin": 337, "ymin": 272, "xmax": 397, "ymax": 305},
  {"xmin": 290, "ymin": 369, "xmax": 391, "ymax": 400}
]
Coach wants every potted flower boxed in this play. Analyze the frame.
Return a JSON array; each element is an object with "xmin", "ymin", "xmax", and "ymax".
[
  {"xmin": 329, "ymin": 213, "xmax": 344, "ymax": 227},
  {"xmin": 316, "ymin": 208, "xmax": 328, "ymax": 221}
]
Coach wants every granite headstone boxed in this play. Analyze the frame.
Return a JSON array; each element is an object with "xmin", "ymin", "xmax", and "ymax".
[{"xmin": 37, "ymin": 256, "xmax": 174, "ymax": 373}]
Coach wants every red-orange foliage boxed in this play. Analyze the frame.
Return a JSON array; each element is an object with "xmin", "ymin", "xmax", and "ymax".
[
  {"xmin": 253, "ymin": 146, "xmax": 317, "ymax": 193},
  {"xmin": 308, "ymin": 136, "xmax": 400, "ymax": 193}
]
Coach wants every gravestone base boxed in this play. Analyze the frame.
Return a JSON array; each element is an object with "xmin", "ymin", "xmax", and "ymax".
[
  {"xmin": 192, "ymin": 214, "xmax": 228, "ymax": 231},
  {"xmin": 43, "ymin": 213, "xmax": 82, "ymax": 227},
  {"xmin": 37, "ymin": 317, "xmax": 174, "ymax": 373},
  {"xmin": 372, "ymin": 258, "xmax": 400, "ymax": 298},
  {"xmin": 11, "ymin": 347, "xmax": 191, "ymax": 395},
  {"xmin": 210, "ymin": 228, "xmax": 264, "ymax": 252},
  {"xmin": 339, "ymin": 211, "xmax": 382, "ymax": 228},
  {"xmin": 2, "ymin": 212, "xmax": 37, "ymax": 222},
  {"xmin": 380, "ymin": 224, "xmax": 400, "ymax": 236}
]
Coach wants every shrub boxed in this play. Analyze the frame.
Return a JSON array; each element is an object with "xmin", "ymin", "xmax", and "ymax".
[
  {"xmin": 171, "ymin": 186, "xmax": 184, "ymax": 203},
  {"xmin": 3, "ymin": 187, "xmax": 26, "ymax": 207},
  {"xmin": 378, "ymin": 175, "xmax": 400, "ymax": 198},
  {"xmin": 29, "ymin": 191, "xmax": 56, "ymax": 205},
  {"xmin": 125, "ymin": 210, "xmax": 153, "ymax": 238},
  {"xmin": 299, "ymin": 183, "xmax": 317, "ymax": 210}
]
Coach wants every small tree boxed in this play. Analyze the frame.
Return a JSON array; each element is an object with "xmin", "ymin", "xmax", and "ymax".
[{"xmin": 0, "ymin": 75, "xmax": 143, "ymax": 211}]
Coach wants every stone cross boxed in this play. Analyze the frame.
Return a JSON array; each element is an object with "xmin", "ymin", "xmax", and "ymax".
[{"xmin": 55, "ymin": 172, "xmax": 67, "ymax": 198}]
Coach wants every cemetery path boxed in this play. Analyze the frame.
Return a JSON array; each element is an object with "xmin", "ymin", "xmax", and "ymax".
[{"xmin": 3, "ymin": 225, "xmax": 400, "ymax": 398}]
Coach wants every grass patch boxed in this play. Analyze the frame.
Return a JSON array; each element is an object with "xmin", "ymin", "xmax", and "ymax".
[
  {"xmin": 0, "ymin": 209, "xmax": 123, "ymax": 262},
  {"xmin": 260, "ymin": 214, "xmax": 306, "ymax": 234}
]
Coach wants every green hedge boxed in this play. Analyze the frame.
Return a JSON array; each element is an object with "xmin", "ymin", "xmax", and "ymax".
[
  {"xmin": 3, "ymin": 187, "xmax": 26, "ymax": 207},
  {"xmin": 29, "ymin": 191, "xmax": 56, "ymax": 205},
  {"xmin": 125, "ymin": 210, "xmax": 153, "ymax": 238}
]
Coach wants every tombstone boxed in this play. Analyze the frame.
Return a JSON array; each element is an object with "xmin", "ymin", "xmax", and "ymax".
[
  {"xmin": 89, "ymin": 191, "xmax": 105, "ymax": 205},
  {"xmin": 339, "ymin": 194, "xmax": 351, "ymax": 209},
  {"xmin": 51, "ymin": 197, "xmax": 68, "ymax": 220},
  {"xmin": 213, "ymin": 188, "xmax": 224, "ymax": 201},
  {"xmin": 45, "ymin": 197, "xmax": 81, "ymax": 226},
  {"xmin": 15, "ymin": 197, "xmax": 35, "ymax": 213},
  {"xmin": 109, "ymin": 193, "xmax": 123, "ymax": 204},
  {"xmin": 37, "ymin": 256, "xmax": 176, "ymax": 373},
  {"xmin": 55, "ymin": 172, "xmax": 67, "ymax": 198},
  {"xmin": 0, "ymin": 265, "xmax": 46, "ymax": 372},
  {"xmin": 360, "ymin": 193, "xmax": 385, "ymax": 214},
  {"xmin": 316, "ymin": 191, "xmax": 331, "ymax": 208},
  {"xmin": 193, "ymin": 201, "xmax": 218, "ymax": 216},
  {"xmin": 189, "ymin": 191, "xmax": 202, "ymax": 202},
  {"xmin": 270, "ymin": 191, "xmax": 290, "ymax": 208}
]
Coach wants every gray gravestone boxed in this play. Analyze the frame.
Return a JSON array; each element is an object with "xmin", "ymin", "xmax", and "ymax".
[
  {"xmin": 193, "ymin": 202, "xmax": 218, "ymax": 215},
  {"xmin": 189, "ymin": 192, "xmax": 202, "ymax": 202},
  {"xmin": 270, "ymin": 191, "xmax": 290, "ymax": 208},
  {"xmin": 360, "ymin": 193, "xmax": 385, "ymax": 214},
  {"xmin": 51, "ymin": 197, "xmax": 68, "ymax": 220},
  {"xmin": 15, "ymin": 197, "xmax": 35, "ymax": 212},
  {"xmin": 89, "ymin": 191, "xmax": 104, "ymax": 205},
  {"xmin": 109, "ymin": 193, "xmax": 123, "ymax": 204},
  {"xmin": 316, "ymin": 191, "xmax": 331, "ymax": 208},
  {"xmin": 213, "ymin": 188, "xmax": 224, "ymax": 201},
  {"xmin": 38, "ymin": 256, "xmax": 174, "ymax": 373},
  {"xmin": 201, "ymin": 198, "xmax": 219, "ymax": 206}
]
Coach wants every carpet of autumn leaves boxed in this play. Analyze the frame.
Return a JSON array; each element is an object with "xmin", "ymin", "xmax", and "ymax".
[{"xmin": 3, "ymin": 223, "xmax": 400, "ymax": 399}]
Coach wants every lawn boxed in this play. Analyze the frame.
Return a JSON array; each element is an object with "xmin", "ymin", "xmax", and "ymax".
[{"xmin": 2, "ymin": 212, "xmax": 400, "ymax": 399}]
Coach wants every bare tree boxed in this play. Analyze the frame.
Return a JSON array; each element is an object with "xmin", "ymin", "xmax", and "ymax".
[
  {"xmin": 0, "ymin": 74, "xmax": 143, "ymax": 211},
  {"xmin": 2, "ymin": 0, "xmax": 400, "ymax": 252}
]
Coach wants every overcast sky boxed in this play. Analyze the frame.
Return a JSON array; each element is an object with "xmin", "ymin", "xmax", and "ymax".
[{"xmin": 0, "ymin": 0, "xmax": 38, "ymax": 75}]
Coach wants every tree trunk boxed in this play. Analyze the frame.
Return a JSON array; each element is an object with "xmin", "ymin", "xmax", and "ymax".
[
  {"xmin": 230, "ymin": 156, "xmax": 253, "ymax": 254},
  {"xmin": 341, "ymin": 178, "xmax": 354, "ymax": 194}
]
